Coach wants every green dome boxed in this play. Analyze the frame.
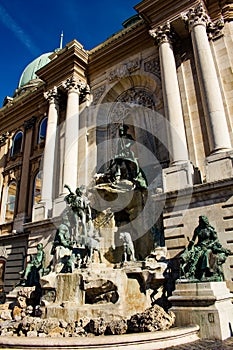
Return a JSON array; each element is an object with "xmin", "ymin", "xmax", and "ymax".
[{"xmin": 18, "ymin": 52, "xmax": 52, "ymax": 88}]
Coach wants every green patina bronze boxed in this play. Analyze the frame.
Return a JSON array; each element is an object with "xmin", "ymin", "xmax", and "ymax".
[
  {"xmin": 108, "ymin": 124, "xmax": 147, "ymax": 189},
  {"xmin": 180, "ymin": 215, "xmax": 231, "ymax": 282},
  {"xmin": 20, "ymin": 243, "xmax": 45, "ymax": 287}
]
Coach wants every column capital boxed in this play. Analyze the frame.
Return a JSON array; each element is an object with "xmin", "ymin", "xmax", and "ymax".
[
  {"xmin": 44, "ymin": 86, "xmax": 59, "ymax": 104},
  {"xmin": 63, "ymin": 76, "xmax": 86, "ymax": 94},
  {"xmin": 0, "ymin": 132, "xmax": 10, "ymax": 146},
  {"xmin": 24, "ymin": 116, "xmax": 36, "ymax": 131},
  {"xmin": 207, "ymin": 17, "xmax": 224, "ymax": 39},
  {"xmin": 149, "ymin": 22, "xmax": 176, "ymax": 46},
  {"xmin": 182, "ymin": 3, "xmax": 210, "ymax": 31}
]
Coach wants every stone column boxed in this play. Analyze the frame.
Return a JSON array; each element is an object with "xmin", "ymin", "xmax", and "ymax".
[
  {"xmin": 150, "ymin": 23, "xmax": 189, "ymax": 165},
  {"xmin": 34, "ymin": 87, "xmax": 59, "ymax": 220},
  {"xmin": 13, "ymin": 117, "xmax": 36, "ymax": 231},
  {"xmin": 183, "ymin": 4, "xmax": 231, "ymax": 153},
  {"xmin": 150, "ymin": 23, "xmax": 193, "ymax": 191},
  {"xmin": 62, "ymin": 77, "xmax": 85, "ymax": 192}
]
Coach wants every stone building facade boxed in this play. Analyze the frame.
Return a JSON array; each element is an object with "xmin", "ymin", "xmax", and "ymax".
[{"xmin": 0, "ymin": 0, "xmax": 233, "ymax": 294}]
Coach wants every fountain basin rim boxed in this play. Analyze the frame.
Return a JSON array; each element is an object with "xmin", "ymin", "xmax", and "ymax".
[{"xmin": 0, "ymin": 325, "xmax": 199, "ymax": 349}]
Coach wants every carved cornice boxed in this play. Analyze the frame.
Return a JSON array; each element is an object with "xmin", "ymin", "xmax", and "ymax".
[
  {"xmin": 0, "ymin": 132, "xmax": 10, "ymax": 146},
  {"xmin": 149, "ymin": 22, "xmax": 175, "ymax": 45},
  {"xmin": 89, "ymin": 19, "xmax": 144, "ymax": 56},
  {"xmin": 24, "ymin": 116, "xmax": 37, "ymax": 131},
  {"xmin": 44, "ymin": 87, "xmax": 59, "ymax": 104},
  {"xmin": 182, "ymin": 3, "xmax": 210, "ymax": 31}
]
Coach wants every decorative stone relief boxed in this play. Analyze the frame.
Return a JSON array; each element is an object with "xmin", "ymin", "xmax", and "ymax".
[
  {"xmin": 109, "ymin": 87, "xmax": 157, "ymax": 128},
  {"xmin": 116, "ymin": 88, "xmax": 155, "ymax": 109},
  {"xmin": 144, "ymin": 58, "xmax": 160, "ymax": 79},
  {"xmin": 108, "ymin": 58, "xmax": 140, "ymax": 82},
  {"xmin": 108, "ymin": 88, "xmax": 157, "ymax": 156},
  {"xmin": 92, "ymin": 85, "xmax": 106, "ymax": 105}
]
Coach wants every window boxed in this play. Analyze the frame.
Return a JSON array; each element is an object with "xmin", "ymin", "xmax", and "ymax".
[
  {"xmin": 11, "ymin": 131, "xmax": 23, "ymax": 157},
  {"xmin": 38, "ymin": 117, "xmax": 47, "ymax": 144},
  {"xmin": 33, "ymin": 171, "xmax": 42, "ymax": 205},
  {"xmin": 5, "ymin": 182, "xmax": 17, "ymax": 222}
]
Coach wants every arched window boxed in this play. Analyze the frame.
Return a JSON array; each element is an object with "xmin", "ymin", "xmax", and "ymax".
[
  {"xmin": 11, "ymin": 131, "xmax": 23, "ymax": 157},
  {"xmin": 33, "ymin": 171, "xmax": 42, "ymax": 205},
  {"xmin": 5, "ymin": 181, "xmax": 17, "ymax": 222},
  {"xmin": 38, "ymin": 117, "xmax": 47, "ymax": 144}
]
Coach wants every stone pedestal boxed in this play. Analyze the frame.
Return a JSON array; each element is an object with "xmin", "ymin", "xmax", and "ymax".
[
  {"xmin": 206, "ymin": 151, "xmax": 233, "ymax": 182},
  {"xmin": 163, "ymin": 161, "xmax": 194, "ymax": 192},
  {"xmin": 169, "ymin": 281, "xmax": 233, "ymax": 340}
]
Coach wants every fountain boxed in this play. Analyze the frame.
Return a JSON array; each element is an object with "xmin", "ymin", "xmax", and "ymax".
[{"xmin": 0, "ymin": 124, "xmax": 203, "ymax": 348}]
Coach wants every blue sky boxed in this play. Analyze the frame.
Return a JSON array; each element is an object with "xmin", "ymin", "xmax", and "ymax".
[{"xmin": 0, "ymin": 0, "xmax": 137, "ymax": 105}]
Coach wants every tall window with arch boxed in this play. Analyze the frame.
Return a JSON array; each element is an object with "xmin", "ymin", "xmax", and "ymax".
[
  {"xmin": 33, "ymin": 171, "xmax": 42, "ymax": 205},
  {"xmin": 38, "ymin": 117, "xmax": 48, "ymax": 144},
  {"xmin": 4, "ymin": 181, "xmax": 17, "ymax": 222},
  {"xmin": 11, "ymin": 131, "xmax": 23, "ymax": 157}
]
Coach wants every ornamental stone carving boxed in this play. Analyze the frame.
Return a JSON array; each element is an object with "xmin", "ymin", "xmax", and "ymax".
[
  {"xmin": 92, "ymin": 86, "xmax": 106, "ymax": 105},
  {"xmin": 207, "ymin": 17, "xmax": 224, "ymax": 39},
  {"xmin": 24, "ymin": 116, "xmax": 37, "ymax": 131},
  {"xmin": 144, "ymin": 58, "xmax": 160, "ymax": 79},
  {"xmin": 63, "ymin": 77, "xmax": 86, "ymax": 94},
  {"xmin": 108, "ymin": 59, "xmax": 140, "ymax": 82},
  {"xmin": 107, "ymin": 88, "xmax": 158, "ymax": 161},
  {"xmin": 116, "ymin": 88, "xmax": 155, "ymax": 111},
  {"xmin": 182, "ymin": 3, "xmax": 210, "ymax": 30},
  {"xmin": 149, "ymin": 22, "xmax": 174, "ymax": 45},
  {"xmin": 109, "ymin": 88, "xmax": 156, "ymax": 129},
  {"xmin": 80, "ymin": 84, "xmax": 91, "ymax": 102},
  {"xmin": 0, "ymin": 132, "xmax": 10, "ymax": 146},
  {"xmin": 44, "ymin": 87, "xmax": 59, "ymax": 104}
]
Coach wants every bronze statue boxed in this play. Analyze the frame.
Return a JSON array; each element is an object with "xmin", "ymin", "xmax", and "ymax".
[
  {"xmin": 108, "ymin": 124, "xmax": 147, "ymax": 189},
  {"xmin": 64, "ymin": 184, "xmax": 92, "ymax": 239},
  {"xmin": 180, "ymin": 215, "xmax": 230, "ymax": 281},
  {"xmin": 51, "ymin": 213, "xmax": 75, "ymax": 273},
  {"xmin": 20, "ymin": 243, "xmax": 45, "ymax": 286}
]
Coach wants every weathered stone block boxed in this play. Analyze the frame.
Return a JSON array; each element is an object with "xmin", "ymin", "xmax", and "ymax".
[{"xmin": 169, "ymin": 281, "xmax": 233, "ymax": 340}]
